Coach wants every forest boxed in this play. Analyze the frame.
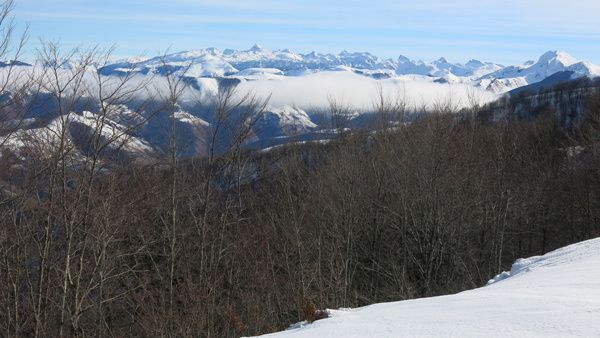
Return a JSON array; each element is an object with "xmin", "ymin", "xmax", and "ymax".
[{"xmin": 1, "ymin": 1, "xmax": 600, "ymax": 336}]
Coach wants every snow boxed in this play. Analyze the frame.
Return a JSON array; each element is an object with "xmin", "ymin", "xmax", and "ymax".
[
  {"xmin": 543, "ymin": 51, "xmax": 577, "ymax": 66},
  {"xmin": 482, "ymin": 77, "xmax": 529, "ymax": 94},
  {"xmin": 263, "ymin": 105, "xmax": 317, "ymax": 130},
  {"xmin": 260, "ymin": 139, "xmax": 331, "ymax": 153},
  {"xmin": 253, "ymin": 105, "xmax": 317, "ymax": 138},
  {"xmin": 233, "ymin": 68, "xmax": 286, "ymax": 80},
  {"xmin": 182, "ymin": 55, "xmax": 238, "ymax": 78},
  {"xmin": 70, "ymin": 111, "xmax": 155, "ymax": 153},
  {"xmin": 174, "ymin": 111, "xmax": 210, "ymax": 126},
  {"xmin": 254, "ymin": 237, "xmax": 600, "ymax": 338}
]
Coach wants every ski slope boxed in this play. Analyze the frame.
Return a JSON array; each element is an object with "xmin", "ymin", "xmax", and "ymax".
[{"xmin": 255, "ymin": 238, "xmax": 600, "ymax": 338}]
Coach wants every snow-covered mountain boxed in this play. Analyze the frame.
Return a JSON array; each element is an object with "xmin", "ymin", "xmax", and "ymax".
[
  {"xmin": 100, "ymin": 45, "xmax": 505, "ymax": 81},
  {"xmin": 101, "ymin": 45, "xmax": 396, "ymax": 78},
  {"xmin": 480, "ymin": 51, "xmax": 600, "ymax": 93},
  {"xmin": 396, "ymin": 55, "xmax": 504, "ymax": 78},
  {"xmin": 255, "ymin": 237, "xmax": 600, "ymax": 338},
  {"xmin": 4, "ymin": 109, "xmax": 154, "ymax": 162},
  {"xmin": 255, "ymin": 105, "xmax": 317, "ymax": 138}
]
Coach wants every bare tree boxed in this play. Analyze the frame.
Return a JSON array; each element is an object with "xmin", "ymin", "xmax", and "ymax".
[
  {"xmin": 372, "ymin": 81, "xmax": 407, "ymax": 129},
  {"xmin": 327, "ymin": 94, "xmax": 353, "ymax": 135}
]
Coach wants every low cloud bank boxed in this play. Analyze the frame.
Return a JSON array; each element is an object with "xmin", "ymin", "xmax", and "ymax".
[{"xmin": 236, "ymin": 71, "xmax": 498, "ymax": 111}]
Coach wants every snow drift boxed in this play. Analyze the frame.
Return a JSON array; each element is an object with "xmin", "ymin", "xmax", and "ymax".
[{"xmin": 255, "ymin": 237, "xmax": 600, "ymax": 338}]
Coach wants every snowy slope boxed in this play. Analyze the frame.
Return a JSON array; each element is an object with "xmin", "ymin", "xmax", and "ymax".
[
  {"xmin": 255, "ymin": 105, "xmax": 317, "ymax": 137},
  {"xmin": 233, "ymin": 68, "xmax": 286, "ymax": 81},
  {"xmin": 255, "ymin": 237, "xmax": 600, "ymax": 338},
  {"xmin": 5, "ymin": 110, "xmax": 154, "ymax": 159}
]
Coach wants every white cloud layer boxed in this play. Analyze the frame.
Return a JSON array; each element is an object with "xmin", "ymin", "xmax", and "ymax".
[{"xmin": 236, "ymin": 72, "xmax": 497, "ymax": 111}]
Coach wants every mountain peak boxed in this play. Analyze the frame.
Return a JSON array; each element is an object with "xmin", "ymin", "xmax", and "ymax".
[
  {"xmin": 398, "ymin": 55, "xmax": 411, "ymax": 63},
  {"xmin": 538, "ymin": 50, "xmax": 577, "ymax": 66},
  {"xmin": 205, "ymin": 47, "xmax": 221, "ymax": 55},
  {"xmin": 436, "ymin": 57, "xmax": 450, "ymax": 64},
  {"xmin": 249, "ymin": 44, "xmax": 265, "ymax": 52},
  {"xmin": 466, "ymin": 59, "xmax": 484, "ymax": 67}
]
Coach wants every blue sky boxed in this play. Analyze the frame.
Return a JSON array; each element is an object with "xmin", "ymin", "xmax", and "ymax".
[{"xmin": 14, "ymin": 0, "xmax": 600, "ymax": 65}]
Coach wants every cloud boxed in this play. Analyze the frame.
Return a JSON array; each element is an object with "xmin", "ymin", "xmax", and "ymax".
[{"xmin": 236, "ymin": 71, "xmax": 497, "ymax": 111}]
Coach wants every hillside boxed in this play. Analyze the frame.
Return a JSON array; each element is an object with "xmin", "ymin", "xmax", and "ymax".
[{"xmin": 256, "ymin": 238, "xmax": 600, "ymax": 338}]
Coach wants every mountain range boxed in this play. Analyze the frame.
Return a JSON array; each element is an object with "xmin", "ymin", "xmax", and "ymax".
[
  {"xmin": 6, "ymin": 46, "xmax": 599, "ymax": 95},
  {"xmin": 95, "ymin": 46, "xmax": 600, "ymax": 93}
]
